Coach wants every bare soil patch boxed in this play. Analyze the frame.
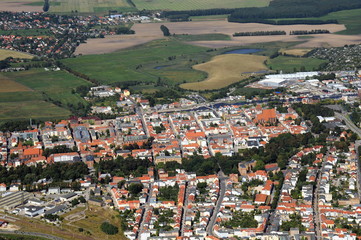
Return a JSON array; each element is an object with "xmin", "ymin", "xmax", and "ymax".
[{"xmin": 0, "ymin": 0, "xmax": 42, "ymax": 12}]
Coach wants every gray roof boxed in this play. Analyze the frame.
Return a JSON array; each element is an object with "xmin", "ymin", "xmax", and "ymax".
[{"xmin": 44, "ymin": 204, "xmax": 67, "ymax": 215}]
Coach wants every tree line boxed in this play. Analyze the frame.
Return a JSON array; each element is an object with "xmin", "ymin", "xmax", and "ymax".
[
  {"xmin": 229, "ymin": 0, "xmax": 361, "ymax": 21},
  {"xmin": 289, "ymin": 29, "xmax": 330, "ymax": 35},
  {"xmin": 233, "ymin": 31, "xmax": 286, "ymax": 37},
  {"xmin": 228, "ymin": 19, "xmax": 338, "ymax": 25},
  {"xmin": 0, "ymin": 162, "xmax": 88, "ymax": 186},
  {"xmin": 162, "ymin": 0, "xmax": 361, "ymax": 23}
]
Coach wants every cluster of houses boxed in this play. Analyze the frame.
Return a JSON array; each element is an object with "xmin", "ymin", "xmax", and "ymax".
[
  {"xmin": 0, "ymin": 97, "xmax": 309, "ymax": 168},
  {"xmin": 0, "ymin": 11, "xmax": 149, "ymax": 58}
]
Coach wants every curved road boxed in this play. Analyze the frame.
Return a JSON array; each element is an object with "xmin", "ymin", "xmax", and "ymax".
[{"xmin": 206, "ymin": 171, "xmax": 227, "ymax": 236}]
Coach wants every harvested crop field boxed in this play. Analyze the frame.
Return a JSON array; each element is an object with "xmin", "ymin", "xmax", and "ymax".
[
  {"xmin": 75, "ymin": 21, "xmax": 356, "ymax": 55},
  {"xmin": 0, "ymin": 0, "xmax": 42, "ymax": 12},
  {"xmin": 180, "ymin": 54, "xmax": 268, "ymax": 90},
  {"xmin": 0, "ymin": 49, "xmax": 33, "ymax": 60},
  {"xmin": 280, "ymin": 48, "xmax": 312, "ymax": 56},
  {"xmin": 0, "ymin": 75, "xmax": 32, "ymax": 93}
]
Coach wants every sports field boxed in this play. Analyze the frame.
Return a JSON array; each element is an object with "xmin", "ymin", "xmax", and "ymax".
[
  {"xmin": 49, "ymin": 0, "xmax": 136, "ymax": 14},
  {"xmin": 132, "ymin": 0, "xmax": 270, "ymax": 10},
  {"xmin": 180, "ymin": 54, "xmax": 268, "ymax": 90},
  {"xmin": 0, "ymin": 49, "xmax": 34, "ymax": 60}
]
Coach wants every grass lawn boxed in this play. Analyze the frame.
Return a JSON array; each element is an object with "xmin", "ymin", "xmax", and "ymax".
[
  {"xmin": 61, "ymin": 39, "xmax": 214, "ymax": 88},
  {"xmin": 133, "ymin": 0, "xmax": 270, "ymax": 10},
  {"xmin": 266, "ymin": 56, "xmax": 327, "ymax": 73},
  {"xmin": 180, "ymin": 54, "xmax": 269, "ymax": 90},
  {"xmin": 3, "ymin": 69, "xmax": 91, "ymax": 107},
  {"xmin": 49, "ymin": 0, "xmax": 134, "ymax": 14},
  {"xmin": 61, "ymin": 206, "xmax": 127, "ymax": 240},
  {"xmin": 0, "ymin": 49, "xmax": 34, "ymax": 60},
  {"xmin": 172, "ymin": 34, "xmax": 231, "ymax": 41}
]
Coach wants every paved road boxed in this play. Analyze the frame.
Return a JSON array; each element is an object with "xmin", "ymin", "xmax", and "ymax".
[
  {"xmin": 137, "ymin": 182, "xmax": 153, "ymax": 239},
  {"xmin": 206, "ymin": 171, "xmax": 227, "ymax": 236},
  {"xmin": 180, "ymin": 182, "xmax": 190, "ymax": 237},
  {"xmin": 334, "ymin": 112, "xmax": 361, "ymax": 137},
  {"xmin": 313, "ymin": 159, "xmax": 325, "ymax": 240},
  {"xmin": 0, "ymin": 230, "xmax": 64, "ymax": 240},
  {"xmin": 354, "ymin": 140, "xmax": 361, "ymax": 203}
]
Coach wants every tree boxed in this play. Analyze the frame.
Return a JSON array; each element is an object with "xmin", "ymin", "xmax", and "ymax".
[
  {"xmin": 160, "ymin": 25, "xmax": 171, "ymax": 36},
  {"xmin": 43, "ymin": 0, "xmax": 50, "ymax": 12},
  {"xmin": 100, "ymin": 222, "xmax": 119, "ymax": 235},
  {"xmin": 128, "ymin": 183, "xmax": 143, "ymax": 196},
  {"xmin": 71, "ymin": 198, "xmax": 79, "ymax": 207}
]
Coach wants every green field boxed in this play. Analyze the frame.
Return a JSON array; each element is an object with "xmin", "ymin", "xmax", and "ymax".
[
  {"xmin": 173, "ymin": 34, "xmax": 231, "ymax": 41},
  {"xmin": 49, "ymin": 0, "xmax": 136, "ymax": 14},
  {"xmin": 266, "ymin": 56, "xmax": 327, "ymax": 73},
  {"xmin": 0, "ymin": 69, "xmax": 91, "ymax": 121},
  {"xmin": 3, "ymin": 69, "xmax": 91, "ymax": 106},
  {"xmin": 0, "ymin": 101, "xmax": 70, "ymax": 121},
  {"xmin": 275, "ymin": 8, "xmax": 361, "ymax": 35},
  {"xmin": 190, "ymin": 15, "xmax": 229, "ymax": 21},
  {"xmin": 132, "ymin": 0, "xmax": 270, "ymax": 10},
  {"xmin": 61, "ymin": 39, "xmax": 215, "ymax": 87}
]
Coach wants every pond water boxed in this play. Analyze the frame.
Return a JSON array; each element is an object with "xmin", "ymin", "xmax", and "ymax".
[
  {"xmin": 223, "ymin": 48, "xmax": 263, "ymax": 54},
  {"xmin": 154, "ymin": 65, "xmax": 172, "ymax": 70}
]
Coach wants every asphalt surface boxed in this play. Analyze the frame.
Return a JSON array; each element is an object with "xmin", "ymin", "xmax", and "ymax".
[{"xmin": 206, "ymin": 171, "xmax": 227, "ymax": 236}]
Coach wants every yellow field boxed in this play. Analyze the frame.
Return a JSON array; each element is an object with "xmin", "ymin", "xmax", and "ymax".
[
  {"xmin": 0, "ymin": 75, "xmax": 32, "ymax": 92},
  {"xmin": 180, "ymin": 54, "xmax": 268, "ymax": 91},
  {"xmin": 0, "ymin": 49, "xmax": 33, "ymax": 60},
  {"xmin": 280, "ymin": 48, "xmax": 312, "ymax": 57}
]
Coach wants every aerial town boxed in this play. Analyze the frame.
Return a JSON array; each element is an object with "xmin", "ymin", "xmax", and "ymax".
[
  {"xmin": 2, "ymin": 0, "xmax": 361, "ymax": 239},
  {"xmin": 0, "ymin": 68, "xmax": 361, "ymax": 240}
]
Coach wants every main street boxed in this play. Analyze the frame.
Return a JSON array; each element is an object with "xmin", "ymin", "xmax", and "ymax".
[
  {"xmin": 137, "ymin": 182, "xmax": 153, "ymax": 239},
  {"xmin": 314, "ymin": 159, "xmax": 325, "ymax": 240},
  {"xmin": 206, "ymin": 170, "xmax": 227, "ymax": 236}
]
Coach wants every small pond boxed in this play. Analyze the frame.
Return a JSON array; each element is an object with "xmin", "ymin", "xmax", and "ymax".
[{"xmin": 223, "ymin": 48, "xmax": 263, "ymax": 54}]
